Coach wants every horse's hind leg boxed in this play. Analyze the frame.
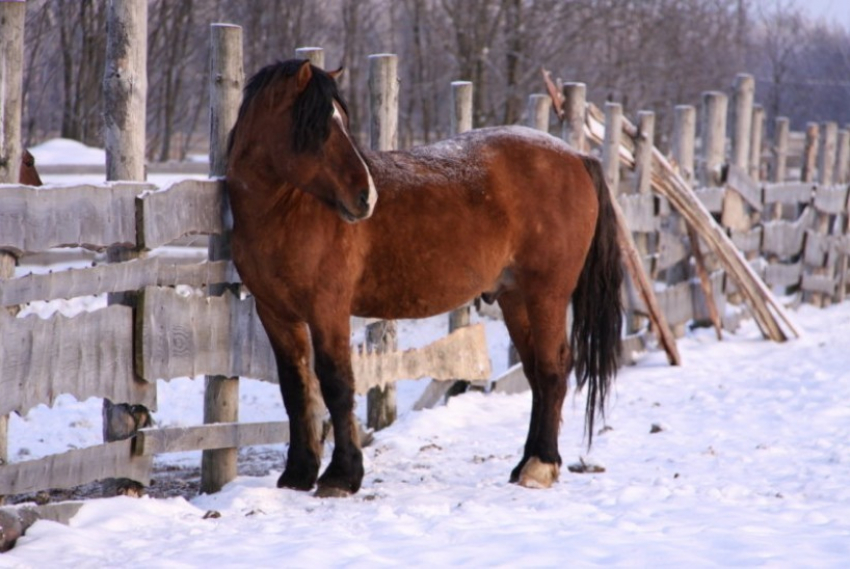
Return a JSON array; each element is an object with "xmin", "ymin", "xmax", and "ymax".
[
  {"xmin": 502, "ymin": 290, "xmax": 571, "ymax": 489},
  {"xmin": 497, "ymin": 291, "xmax": 540, "ymax": 483},
  {"xmin": 256, "ymin": 307, "xmax": 323, "ymax": 491}
]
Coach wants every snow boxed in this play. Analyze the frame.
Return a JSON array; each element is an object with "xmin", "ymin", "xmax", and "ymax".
[{"xmin": 3, "ymin": 142, "xmax": 850, "ymax": 566}]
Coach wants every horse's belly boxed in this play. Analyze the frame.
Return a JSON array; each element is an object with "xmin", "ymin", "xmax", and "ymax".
[{"xmin": 351, "ymin": 258, "xmax": 503, "ymax": 320}]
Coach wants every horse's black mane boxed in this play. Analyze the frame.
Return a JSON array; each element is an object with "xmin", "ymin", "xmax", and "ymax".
[{"xmin": 227, "ymin": 59, "xmax": 349, "ymax": 156}]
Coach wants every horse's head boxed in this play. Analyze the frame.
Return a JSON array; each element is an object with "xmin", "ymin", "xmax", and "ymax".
[{"xmin": 229, "ymin": 59, "xmax": 377, "ymax": 223}]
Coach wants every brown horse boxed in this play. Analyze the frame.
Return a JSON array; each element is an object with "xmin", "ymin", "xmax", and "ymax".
[
  {"xmin": 20, "ymin": 149, "xmax": 43, "ymax": 186},
  {"xmin": 226, "ymin": 60, "xmax": 623, "ymax": 497}
]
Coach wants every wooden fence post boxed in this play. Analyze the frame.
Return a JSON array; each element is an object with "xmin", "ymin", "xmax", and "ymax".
[
  {"xmin": 749, "ymin": 105, "xmax": 765, "ymax": 181},
  {"xmin": 631, "ymin": 110, "xmax": 656, "ymax": 332},
  {"xmin": 802, "ymin": 122, "xmax": 820, "ymax": 183},
  {"xmin": 366, "ymin": 54, "xmax": 399, "ymax": 431},
  {"xmin": 0, "ymin": 0, "xmax": 26, "ymax": 487},
  {"xmin": 819, "ymin": 121, "xmax": 838, "ymax": 187},
  {"xmin": 527, "ymin": 94, "xmax": 551, "ymax": 132},
  {"xmin": 602, "ymin": 102, "xmax": 622, "ymax": 191},
  {"xmin": 700, "ymin": 91, "xmax": 727, "ymax": 189},
  {"xmin": 104, "ymin": 0, "xmax": 147, "ymax": 182},
  {"xmin": 201, "ymin": 23, "xmax": 243, "ymax": 494},
  {"xmin": 295, "ymin": 47, "xmax": 324, "ymax": 68},
  {"xmin": 673, "ymin": 105, "xmax": 696, "ymax": 184},
  {"xmin": 836, "ymin": 129, "xmax": 850, "ymax": 184},
  {"xmin": 413, "ymin": 80, "xmax": 475, "ymax": 411},
  {"xmin": 771, "ymin": 117, "xmax": 790, "ymax": 220},
  {"xmin": 562, "ymin": 82, "xmax": 586, "ymax": 152},
  {"xmin": 724, "ymin": 74, "xmax": 754, "ymax": 231}
]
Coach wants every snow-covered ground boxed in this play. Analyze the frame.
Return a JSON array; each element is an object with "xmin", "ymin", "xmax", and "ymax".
[{"xmin": 3, "ymin": 142, "xmax": 850, "ymax": 566}]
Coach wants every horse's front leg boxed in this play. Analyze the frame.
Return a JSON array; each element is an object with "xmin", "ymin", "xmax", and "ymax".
[
  {"xmin": 256, "ymin": 304, "xmax": 324, "ymax": 491},
  {"xmin": 310, "ymin": 317, "xmax": 364, "ymax": 497}
]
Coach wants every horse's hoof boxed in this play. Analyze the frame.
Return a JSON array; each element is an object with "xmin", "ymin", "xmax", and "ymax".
[
  {"xmin": 277, "ymin": 471, "xmax": 315, "ymax": 491},
  {"xmin": 517, "ymin": 457, "xmax": 559, "ymax": 489},
  {"xmin": 314, "ymin": 485, "xmax": 354, "ymax": 498}
]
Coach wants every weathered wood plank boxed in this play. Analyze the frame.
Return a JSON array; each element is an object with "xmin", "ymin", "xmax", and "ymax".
[
  {"xmin": 0, "ymin": 307, "xmax": 153, "ymax": 416},
  {"xmin": 656, "ymin": 230, "xmax": 689, "ymax": 271},
  {"xmin": 763, "ymin": 182, "xmax": 814, "ymax": 205},
  {"xmin": 730, "ymin": 226, "xmax": 763, "ymax": 254},
  {"xmin": 138, "ymin": 286, "xmax": 276, "ymax": 382},
  {"xmin": 134, "ymin": 421, "xmax": 288, "ymax": 456},
  {"xmin": 691, "ymin": 270, "xmax": 726, "ymax": 324},
  {"xmin": 765, "ymin": 262, "xmax": 803, "ymax": 288},
  {"xmin": 0, "ymin": 183, "xmax": 149, "ymax": 255},
  {"xmin": 0, "ymin": 439, "xmax": 151, "ymax": 495},
  {"xmin": 138, "ymin": 179, "xmax": 224, "ymax": 249},
  {"xmin": 618, "ymin": 193, "xmax": 657, "ymax": 232},
  {"xmin": 801, "ymin": 274, "xmax": 836, "ymax": 295},
  {"xmin": 654, "ymin": 280, "xmax": 694, "ymax": 327},
  {"xmin": 1, "ymin": 259, "xmax": 238, "ymax": 307},
  {"xmin": 804, "ymin": 229, "xmax": 833, "ymax": 266},
  {"xmin": 694, "ymin": 187, "xmax": 725, "ymax": 213},
  {"xmin": 490, "ymin": 363, "xmax": 527, "ymax": 395},
  {"xmin": 762, "ymin": 207, "xmax": 814, "ymax": 257},
  {"xmin": 813, "ymin": 185, "xmax": 849, "ymax": 215},
  {"xmin": 352, "ymin": 324, "xmax": 491, "ymax": 394},
  {"xmin": 725, "ymin": 164, "xmax": 763, "ymax": 211}
]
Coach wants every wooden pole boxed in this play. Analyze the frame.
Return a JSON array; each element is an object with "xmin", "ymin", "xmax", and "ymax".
[
  {"xmin": 835, "ymin": 129, "xmax": 850, "ymax": 184},
  {"xmin": 103, "ymin": 0, "xmax": 147, "ymax": 182},
  {"xmin": 201, "ymin": 23, "xmax": 243, "ymax": 494},
  {"xmin": 672, "ymin": 105, "xmax": 696, "ymax": 184},
  {"xmin": 0, "ymin": 0, "xmax": 25, "ymax": 184},
  {"xmin": 631, "ymin": 110, "xmax": 655, "ymax": 333},
  {"xmin": 366, "ymin": 54, "xmax": 399, "ymax": 430},
  {"xmin": 802, "ymin": 122, "xmax": 820, "ymax": 183},
  {"xmin": 601, "ymin": 102, "xmax": 622, "ymax": 191},
  {"xmin": 561, "ymin": 82, "xmax": 586, "ymax": 152},
  {"xmin": 819, "ymin": 121, "xmax": 838, "ymax": 186},
  {"xmin": 0, "ymin": 0, "xmax": 25, "ymax": 487},
  {"xmin": 413, "ymin": 80, "xmax": 476, "ymax": 411},
  {"xmin": 101, "ymin": 0, "xmax": 152, "ymax": 497},
  {"xmin": 771, "ymin": 117, "xmax": 790, "ymax": 184},
  {"xmin": 724, "ymin": 74, "xmax": 754, "ymax": 231},
  {"xmin": 526, "ymin": 94, "xmax": 551, "ymax": 132},
  {"xmin": 700, "ymin": 91, "xmax": 727, "ymax": 188},
  {"xmin": 749, "ymin": 105, "xmax": 765, "ymax": 181},
  {"xmin": 295, "ymin": 47, "xmax": 324, "ymax": 68}
]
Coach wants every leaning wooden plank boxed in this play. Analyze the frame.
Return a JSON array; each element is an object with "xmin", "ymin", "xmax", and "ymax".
[
  {"xmin": 724, "ymin": 164, "xmax": 763, "ymax": 211},
  {"xmin": 138, "ymin": 179, "xmax": 223, "ymax": 249},
  {"xmin": 1, "ymin": 259, "xmax": 238, "ymax": 307},
  {"xmin": 813, "ymin": 185, "xmax": 849, "ymax": 215},
  {"xmin": 585, "ymin": 103, "xmax": 800, "ymax": 341},
  {"xmin": 137, "ymin": 286, "xmax": 276, "ymax": 382},
  {"xmin": 0, "ymin": 183, "xmax": 149, "ymax": 255},
  {"xmin": 133, "ymin": 421, "xmax": 289, "ymax": 456},
  {"xmin": 351, "ymin": 324, "xmax": 492, "ymax": 394},
  {"xmin": 0, "ymin": 307, "xmax": 153, "ymax": 417},
  {"xmin": 762, "ymin": 207, "xmax": 814, "ymax": 258},
  {"xmin": 0, "ymin": 439, "xmax": 151, "ymax": 495}
]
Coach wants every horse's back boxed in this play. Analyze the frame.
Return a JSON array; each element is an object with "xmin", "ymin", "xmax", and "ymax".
[{"xmin": 351, "ymin": 125, "xmax": 600, "ymax": 318}]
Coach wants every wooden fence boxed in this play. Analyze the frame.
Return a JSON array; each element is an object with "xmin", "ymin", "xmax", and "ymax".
[{"xmin": 2, "ymin": 14, "xmax": 850, "ymax": 510}]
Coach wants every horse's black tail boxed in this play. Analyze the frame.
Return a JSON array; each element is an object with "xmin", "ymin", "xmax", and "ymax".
[{"xmin": 571, "ymin": 155, "xmax": 624, "ymax": 446}]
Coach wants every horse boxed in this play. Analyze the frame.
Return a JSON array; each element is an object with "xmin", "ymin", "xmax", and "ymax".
[
  {"xmin": 226, "ymin": 59, "xmax": 623, "ymax": 497},
  {"xmin": 20, "ymin": 149, "xmax": 43, "ymax": 186}
]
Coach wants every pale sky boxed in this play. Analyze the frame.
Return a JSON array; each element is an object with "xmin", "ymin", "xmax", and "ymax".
[{"xmin": 787, "ymin": 0, "xmax": 850, "ymax": 29}]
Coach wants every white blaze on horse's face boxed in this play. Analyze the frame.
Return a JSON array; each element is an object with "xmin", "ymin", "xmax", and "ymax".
[{"xmin": 333, "ymin": 101, "xmax": 378, "ymax": 218}]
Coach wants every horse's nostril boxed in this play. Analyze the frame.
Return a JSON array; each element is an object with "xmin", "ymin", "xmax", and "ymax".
[{"xmin": 358, "ymin": 189, "xmax": 370, "ymax": 210}]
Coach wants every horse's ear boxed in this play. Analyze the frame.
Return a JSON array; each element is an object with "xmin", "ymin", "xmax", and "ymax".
[
  {"xmin": 295, "ymin": 60, "xmax": 313, "ymax": 92},
  {"xmin": 328, "ymin": 66, "xmax": 344, "ymax": 82}
]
